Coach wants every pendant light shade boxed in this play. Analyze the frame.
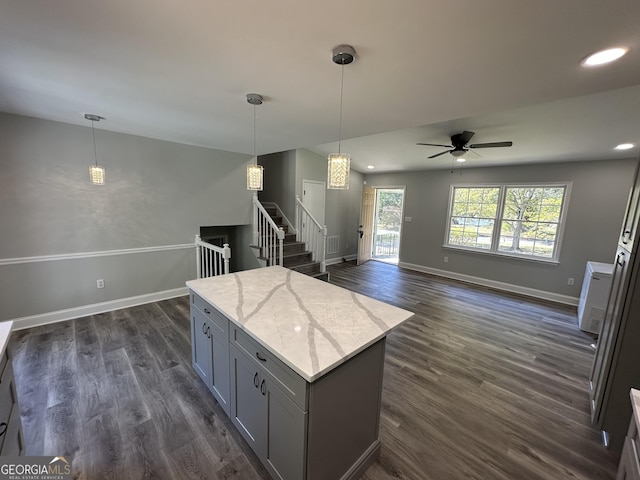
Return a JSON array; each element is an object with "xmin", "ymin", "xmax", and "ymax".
[
  {"xmin": 85, "ymin": 113, "xmax": 105, "ymax": 185},
  {"xmin": 327, "ymin": 45, "xmax": 355, "ymax": 190},
  {"xmin": 327, "ymin": 153, "xmax": 350, "ymax": 189},
  {"xmin": 246, "ymin": 94, "xmax": 264, "ymax": 191},
  {"xmin": 247, "ymin": 162, "xmax": 264, "ymax": 191}
]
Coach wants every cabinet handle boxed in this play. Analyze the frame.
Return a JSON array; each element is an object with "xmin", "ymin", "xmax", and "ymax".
[
  {"xmin": 260, "ymin": 379, "xmax": 266, "ymax": 396},
  {"xmin": 253, "ymin": 372, "xmax": 259, "ymax": 388},
  {"xmin": 204, "ymin": 308, "xmax": 211, "ymax": 315},
  {"xmin": 617, "ymin": 252, "xmax": 626, "ymax": 267},
  {"xmin": 0, "ymin": 422, "xmax": 7, "ymax": 437},
  {"xmin": 256, "ymin": 352, "xmax": 267, "ymax": 362},
  {"xmin": 202, "ymin": 322, "xmax": 207, "ymax": 335}
]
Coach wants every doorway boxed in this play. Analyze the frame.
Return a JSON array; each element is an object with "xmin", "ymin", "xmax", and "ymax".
[
  {"xmin": 358, "ymin": 187, "xmax": 405, "ymax": 265},
  {"xmin": 302, "ymin": 180, "xmax": 325, "ymax": 224}
]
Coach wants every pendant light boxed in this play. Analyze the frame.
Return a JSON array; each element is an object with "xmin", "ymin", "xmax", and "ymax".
[
  {"xmin": 85, "ymin": 113, "xmax": 105, "ymax": 185},
  {"xmin": 327, "ymin": 45, "xmax": 356, "ymax": 190},
  {"xmin": 246, "ymin": 93, "xmax": 264, "ymax": 191}
]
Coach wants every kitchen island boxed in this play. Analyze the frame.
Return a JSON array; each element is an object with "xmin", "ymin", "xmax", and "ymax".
[{"xmin": 186, "ymin": 266, "xmax": 414, "ymax": 480}]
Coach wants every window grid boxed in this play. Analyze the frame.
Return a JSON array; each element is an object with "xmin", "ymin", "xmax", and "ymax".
[{"xmin": 446, "ymin": 184, "xmax": 568, "ymax": 262}]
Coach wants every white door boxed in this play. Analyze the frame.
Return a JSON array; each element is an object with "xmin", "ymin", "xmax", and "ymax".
[
  {"xmin": 302, "ymin": 180, "xmax": 325, "ymax": 225},
  {"xmin": 357, "ymin": 186, "xmax": 375, "ymax": 265}
]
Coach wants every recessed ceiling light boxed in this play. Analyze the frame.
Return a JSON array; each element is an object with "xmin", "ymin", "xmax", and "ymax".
[
  {"xmin": 456, "ymin": 158, "xmax": 466, "ymax": 163},
  {"xmin": 367, "ymin": 165, "xmax": 375, "ymax": 169},
  {"xmin": 615, "ymin": 143, "xmax": 635, "ymax": 150},
  {"xmin": 581, "ymin": 47, "xmax": 628, "ymax": 67}
]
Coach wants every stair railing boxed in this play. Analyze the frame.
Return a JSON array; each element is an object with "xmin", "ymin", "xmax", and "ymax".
[
  {"xmin": 195, "ymin": 234, "xmax": 231, "ymax": 278},
  {"xmin": 253, "ymin": 195, "xmax": 284, "ymax": 267},
  {"xmin": 295, "ymin": 196, "xmax": 327, "ymax": 273}
]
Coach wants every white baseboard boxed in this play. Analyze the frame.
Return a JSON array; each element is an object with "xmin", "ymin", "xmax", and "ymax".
[
  {"xmin": 398, "ymin": 261, "xmax": 579, "ymax": 307},
  {"xmin": 326, "ymin": 254, "xmax": 357, "ymax": 266},
  {"xmin": 10, "ymin": 287, "xmax": 189, "ymax": 331}
]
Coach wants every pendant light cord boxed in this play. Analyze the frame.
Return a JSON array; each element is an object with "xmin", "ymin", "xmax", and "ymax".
[
  {"xmin": 91, "ymin": 120, "xmax": 98, "ymax": 167},
  {"xmin": 253, "ymin": 104, "xmax": 257, "ymax": 162},
  {"xmin": 337, "ymin": 63, "xmax": 345, "ymax": 154}
]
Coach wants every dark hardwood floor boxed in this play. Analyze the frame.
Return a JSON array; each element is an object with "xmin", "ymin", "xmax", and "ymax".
[{"xmin": 10, "ymin": 261, "xmax": 620, "ymax": 479}]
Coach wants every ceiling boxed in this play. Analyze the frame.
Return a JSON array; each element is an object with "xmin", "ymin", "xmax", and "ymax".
[{"xmin": 1, "ymin": 0, "xmax": 639, "ymax": 173}]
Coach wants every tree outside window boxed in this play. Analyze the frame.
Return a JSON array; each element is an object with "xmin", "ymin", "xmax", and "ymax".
[{"xmin": 446, "ymin": 184, "xmax": 568, "ymax": 261}]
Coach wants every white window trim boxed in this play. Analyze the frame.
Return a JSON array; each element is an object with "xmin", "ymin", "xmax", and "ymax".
[{"xmin": 444, "ymin": 182, "xmax": 572, "ymax": 263}]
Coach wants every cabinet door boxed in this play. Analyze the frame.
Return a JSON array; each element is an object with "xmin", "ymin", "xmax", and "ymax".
[
  {"xmin": 230, "ymin": 345, "xmax": 266, "ymax": 459},
  {"xmin": 211, "ymin": 328, "xmax": 230, "ymax": 416},
  {"xmin": 621, "ymin": 160, "xmax": 640, "ymax": 249},
  {"xmin": 265, "ymin": 380, "xmax": 307, "ymax": 480},
  {"xmin": 191, "ymin": 312, "xmax": 212, "ymax": 387},
  {"xmin": 590, "ymin": 247, "xmax": 632, "ymax": 425}
]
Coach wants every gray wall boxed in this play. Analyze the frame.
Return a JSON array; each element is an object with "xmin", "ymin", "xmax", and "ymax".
[
  {"xmin": 365, "ymin": 158, "xmax": 636, "ymax": 299},
  {"xmin": 0, "ymin": 112, "xmax": 255, "ymax": 321},
  {"xmin": 259, "ymin": 150, "xmax": 296, "ymax": 222}
]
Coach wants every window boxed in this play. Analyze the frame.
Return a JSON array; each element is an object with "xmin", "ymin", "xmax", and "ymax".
[{"xmin": 446, "ymin": 184, "xmax": 569, "ymax": 261}]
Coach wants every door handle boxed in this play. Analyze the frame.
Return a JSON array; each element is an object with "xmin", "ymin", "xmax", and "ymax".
[
  {"xmin": 253, "ymin": 372, "xmax": 259, "ymax": 388},
  {"xmin": 358, "ymin": 225, "xmax": 364, "ymax": 239},
  {"xmin": 260, "ymin": 379, "xmax": 266, "ymax": 396},
  {"xmin": 202, "ymin": 322, "xmax": 207, "ymax": 335},
  {"xmin": 617, "ymin": 252, "xmax": 626, "ymax": 267}
]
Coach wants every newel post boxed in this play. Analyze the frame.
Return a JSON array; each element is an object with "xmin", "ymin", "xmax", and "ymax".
[
  {"xmin": 321, "ymin": 226, "xmax": 327, "ymax": 273},
  {"xmin": 195, "ymin": 234, "xmax": 202, "ymax": 279},
  {"xmin": 295, "ymin": 196, "xmax": 301, "ymax": 243},
  {"xmin": 278, "ymin": 227, "xmax": 285, "ymax": 267},
  {"xmin": 222, "ymin": 243, "xmax": 231, "ymax": 275},
  {"xmin": 252, "ymin": 193, "xmax": 259, "ymax": 246}
]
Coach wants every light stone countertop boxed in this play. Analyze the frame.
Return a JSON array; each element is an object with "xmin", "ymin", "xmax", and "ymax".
[
  {"xmin": 187, "ymin": 266, "xmax": 414, "ymax": 382},
  {"xmin": 0, "ymin": 320, "xmax": 13, "ymax": 357},
  {"xmin": 631, "ymin": 389, "xmax": 640, "ymax": 431}
]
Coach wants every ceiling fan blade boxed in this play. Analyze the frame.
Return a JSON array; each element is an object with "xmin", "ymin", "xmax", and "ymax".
[
  {"xmin": 469, "ymin": 141, "xmax": 513, "ymax": 149},
  {"xmin": 428, "ymin": 150, "xmax": 451, "ymax": 159},
  {"xmin": 417, "ymin": 143, "xmax": 452, "ymax": 148},
  {"xmin": 459, "ymin": 131, "xmax": 475, "ymax": 145}
]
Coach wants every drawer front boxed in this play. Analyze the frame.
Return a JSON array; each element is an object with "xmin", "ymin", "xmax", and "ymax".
[
  {"xmin": 232, "ymin": 327, "xmax": 307, "ymax": 410},
  {"xmin": 621, "ymin": 434, "xmax": 640, "ymax": 480},
  {"xmin": 192, "ymin": 293, "xmax": 229, "ymax": 337},
  {"xmin": 1, "ymin": 405, "xmax": 24, "ymax": 456},
  {"xmin": 0, "ymin": 362, "xmax": 16, "ymax": 454},
  {"xmin": 0, "ymin": 348, "xmax": 8, "ymax": 380}
]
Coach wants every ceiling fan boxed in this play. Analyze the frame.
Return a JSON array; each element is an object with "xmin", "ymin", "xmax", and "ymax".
[{"xmin": 417, "ymin": 131, "xmax": 513, "ymax": 159}]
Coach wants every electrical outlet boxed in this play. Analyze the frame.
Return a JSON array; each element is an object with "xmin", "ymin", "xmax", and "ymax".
[
  {"xmin": 567, "ymin": 277, "xmax": 574, "ymax": 286},
  {"xmin": 444, "ymin": 256, "xmax": 449, "ymax": 263},
  {"xmin": 405, "ymin": 216, "xmax": 412, "ymax": 222},
  {"xmin": 97, "ymin": 279, "xmax": 105, "ymax": 289}
]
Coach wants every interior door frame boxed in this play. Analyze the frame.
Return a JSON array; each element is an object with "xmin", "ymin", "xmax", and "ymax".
[
  {"xmin": 302, "ymin": 179, "xmax": 326, "ymax": 225},
  {"xmin": 360, "ymin": 184, "xmax": 407, "ymax": 264}
]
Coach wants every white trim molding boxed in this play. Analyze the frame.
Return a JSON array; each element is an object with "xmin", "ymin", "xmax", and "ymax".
[
  {"xmin": 0, "ymin": 243, "xmax": 194, "ymax": 267},
  {"xmin": 10, "ymin": 287, "xmax": 189, "ymax": 331},
  {"xmin": 398, "ymin": 261, "xmax": 579, "ymax": 306}
]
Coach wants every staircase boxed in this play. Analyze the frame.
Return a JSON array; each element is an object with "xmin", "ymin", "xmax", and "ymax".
[{"xmin": 255, "ymin": 206, "xmax": 329, "ymax": 282}]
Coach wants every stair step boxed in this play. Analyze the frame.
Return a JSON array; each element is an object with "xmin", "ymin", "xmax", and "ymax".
[
  {"xmin": 265, "ymin": 207, "xmax": 277, "ymax": 216},
  {"xmin": 282, "ymin": 252, "xmax": 313, "ymax": 267},
  {"xmin": 288, "ymin": 261, "xmax": 321, "ymax": 274},
  {"xmin": 283, "ymin": 242, "xmax": 306, "ymax": 255}
]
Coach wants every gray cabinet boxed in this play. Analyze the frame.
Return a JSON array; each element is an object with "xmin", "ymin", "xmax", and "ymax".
[
  {"xmin": 189, "ymin": 287, "xmax": 388, "ymax": 480},
  {"xmin": 230, "ymin": 342, "xmax": 307, "ymax": 480},
  {"xmin": 190, "ymin": 293, "xmax": 230, "ymax": 416},
  {"xmin": 617, "ymin": 415, "xmax": 640, "ymax": 480},
  {"xmin": 0, "ymin": 335, "xmax": 24, "ymax": 456}
]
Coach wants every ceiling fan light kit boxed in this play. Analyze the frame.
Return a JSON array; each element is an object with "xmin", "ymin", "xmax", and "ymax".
[{"xmin": 417, "ymin": 130, "xmax": 513, "ymax": 161}]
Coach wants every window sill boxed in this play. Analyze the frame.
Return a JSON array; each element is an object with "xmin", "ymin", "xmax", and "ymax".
[{"xmin": 443, "ymin": 245, "xmax": 560, "ymax": 265}]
